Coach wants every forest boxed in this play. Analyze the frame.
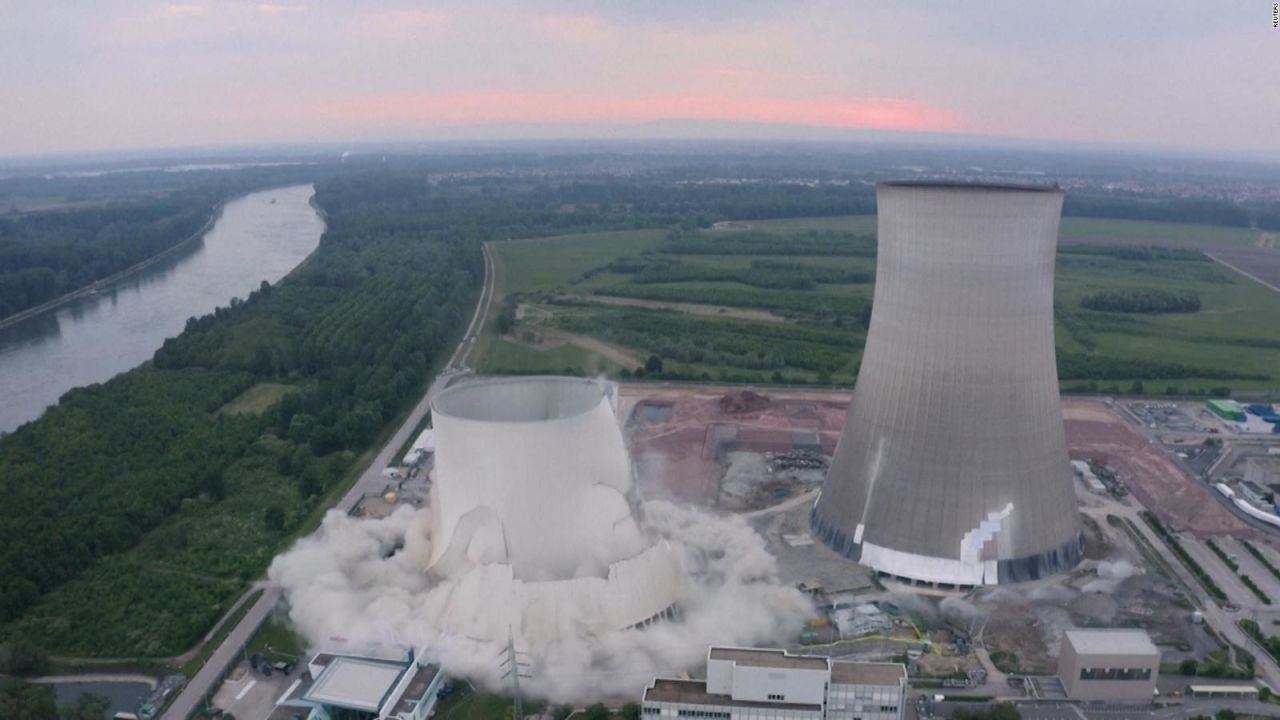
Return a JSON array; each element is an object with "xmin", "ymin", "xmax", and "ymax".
[
  {"xmin": 0, "ymin": 170, "xmax": 485, "ymax": 651},
  {"xmin": 0, "ymin": 189, "xmax": 222, "ymax": 319}
]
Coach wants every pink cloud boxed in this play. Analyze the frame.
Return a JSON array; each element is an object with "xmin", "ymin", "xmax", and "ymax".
[
  {"xmin": 311, "ymin": 91, "xmax": 967, "ymax": 134},
  {"xmin": 363, "ymin": 9, "xmax": 449, "ymax": 35},
  {"xmin": 162, "ymin": 3, "xmax": 205, "ymax": 15},
  {"xmin": 529, "ymin": 14, "xmax": 614, "ymax": 45},
  {"xmin": 256, "ymin": 3, "xmax": 305, "ymax": 15}
]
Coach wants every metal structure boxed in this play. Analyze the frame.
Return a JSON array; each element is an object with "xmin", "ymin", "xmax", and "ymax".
[
  {"xmin": 427, "ymin": 376, "xmax": 682, "ymax": 638},
  {"xmin": 811, "ymin": 181, "xmax": 1084, "ymax": 586}
]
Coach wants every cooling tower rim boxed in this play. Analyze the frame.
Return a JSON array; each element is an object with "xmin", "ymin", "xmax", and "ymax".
[
  {"xmin": 878, "ymin": 179, "xmax": 1061, "ymax": 194},
  {"xmin": 431, "ymin": 374, "xmax": 609, "ymax": 424}
]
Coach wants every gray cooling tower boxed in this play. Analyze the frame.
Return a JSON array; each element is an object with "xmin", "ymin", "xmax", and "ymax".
[{"xmin": 811, "ymin": 181, "xmax": 1083, "ymax": 586}]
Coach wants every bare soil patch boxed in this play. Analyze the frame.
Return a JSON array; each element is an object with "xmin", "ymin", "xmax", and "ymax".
[
  {"xmin": 1207, "ymin": 247, "xmax": 1280, "ymax": 293},
  {"xmin": 1063, "ymin": 398, "xmax": 1248, "ymax": 536}
]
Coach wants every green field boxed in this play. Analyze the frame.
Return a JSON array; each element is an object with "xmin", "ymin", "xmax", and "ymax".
[
  {"xmin": 217, "ymin": 383, "xmax": 294, "ymax": 415},
  {"xmin": 478, "ymin": 218, "xmax": 1280, "ymax": 395},
  {"xmin": 494, "ymin": 230, "xmax": 667, "ymax": 295}
]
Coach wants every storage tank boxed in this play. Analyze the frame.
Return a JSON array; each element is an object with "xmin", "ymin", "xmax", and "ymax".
[{"xmin": 811, "ymin": 181, "xmax": 1084, "ymax": 586}]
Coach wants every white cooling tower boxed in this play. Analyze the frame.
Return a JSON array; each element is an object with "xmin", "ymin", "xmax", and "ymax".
[{"xmin": 428, "ymin": 376, "xmax": 681, "ymax": 633}]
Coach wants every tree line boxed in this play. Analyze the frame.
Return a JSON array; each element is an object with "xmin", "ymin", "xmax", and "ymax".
[
  {"xmin": 1057, "ymin": 349, "xmax": 1268, "ymax": 382},
  {"xmin": 602, "ymin": 255, "xmax": 873, "ymax": 290},
  {"xmin": 659, "ymin": 229, "xmax": 878, "ymax": 257},
  {"xmin": 1080, "ymin": 288, "xmax": 1202, "ymax": 314}
]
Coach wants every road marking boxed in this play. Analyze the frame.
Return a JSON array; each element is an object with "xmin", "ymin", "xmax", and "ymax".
[
  {"xmin": 234, "ymin": 678, "xmax": 257, "ymax": 701},
  {"xmin": 277, "ymin": 679, "xmax": 303, "ymax": 706}
]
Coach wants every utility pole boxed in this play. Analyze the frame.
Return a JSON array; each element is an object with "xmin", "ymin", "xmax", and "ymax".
[{"xmin": 500, "ymin": 626, "xmax": 532, "ymax": 720}]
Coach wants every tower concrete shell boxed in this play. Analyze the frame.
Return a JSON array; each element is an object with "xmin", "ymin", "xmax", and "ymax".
[
  {"xmin": 810, "ymin": 182, "xmax": 1083, "ymax": 586},
  {"xmin": 428, "ymin": 376, "xmax": 681, "ymax": 634}
]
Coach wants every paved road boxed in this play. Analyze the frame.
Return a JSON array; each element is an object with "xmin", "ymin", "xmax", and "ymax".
[
  {"xmin": 1082, "ymin": 494, "xmax": 1280, "ymax": 690},
  {"xmin": 160, "ymin": 587, "xmax": 281, "ymax": 720},
  {"xmin": 1013, "ymin": 698, "xmax": 1280, "ymax": 720},
  {"xmin": 161, "ymin": 242, "xmax": 496, "ymax": 720}
]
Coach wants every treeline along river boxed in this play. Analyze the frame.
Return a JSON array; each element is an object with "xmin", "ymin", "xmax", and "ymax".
[{"xmin": 0, "ymin": 185, "xmax": 325, "ymax": 434}]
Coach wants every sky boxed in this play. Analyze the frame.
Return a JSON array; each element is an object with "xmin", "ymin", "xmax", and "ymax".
[{"xmin": 2, "ymin": 1, "xmax": 1278, "ymax": 158}]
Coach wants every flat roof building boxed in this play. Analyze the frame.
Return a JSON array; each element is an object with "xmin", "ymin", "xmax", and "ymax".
[
  {"xmin": 1246, "ymin": 457, "xmax": 1280, "ymax": 489},
  {"xmin": 1207, "ymin": 399, "xmax": 1247, "ymax": 423},
  {"xmin": 1058, "ymin": 629, "xmax": 1159, "ymax": 703},
  {"xmin": 270, "ymin": 646, "xmax": 443, "ymax": 720},
  {"xmin": 643, "ymin": 647, "xmax": 906, "ymax": 720},
  {"xmin": 1186, "ymin": 684, "xmax": 1259, "ymax": 699}
]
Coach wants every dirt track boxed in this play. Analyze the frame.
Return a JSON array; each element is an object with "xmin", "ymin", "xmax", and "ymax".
[
  {"xmin": 1207, "ymin": 246, "xmax": 1280, "ymax": 293},
  {"xmin": 561, "ymin": 294, "xmax": 787, "ymax": 323}
]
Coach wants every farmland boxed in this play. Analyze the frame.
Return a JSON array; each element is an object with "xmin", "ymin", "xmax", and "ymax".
[{"xmin": 476, "ymin": 215, "xmax": 1280, "ymax": 395}]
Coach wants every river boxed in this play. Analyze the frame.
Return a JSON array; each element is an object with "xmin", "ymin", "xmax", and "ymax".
[{"xmin": 0, "ymin": 184, "xmax": 325, "ymax": 434}]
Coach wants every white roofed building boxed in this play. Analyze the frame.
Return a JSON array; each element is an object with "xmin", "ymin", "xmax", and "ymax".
[
  {"xmin": 269, "ymin": 646, "xmax": 443, "ymax": 720},
  {"xmin": 642, "ymin": 647, "xmax": 906, "ymax": 720}
]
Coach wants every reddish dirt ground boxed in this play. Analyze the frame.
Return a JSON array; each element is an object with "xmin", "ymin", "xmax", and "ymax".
[
  {"xmin": 1062, "ymin": 398, "xmax": 1248, "ymax": 536},
  {"xmin": 620, "ymin": 385, "xmax": 849, "ymax": 505},
  {"xmin": 618, "ymin": 385, "xmax": 1247, "ymax": 537}
]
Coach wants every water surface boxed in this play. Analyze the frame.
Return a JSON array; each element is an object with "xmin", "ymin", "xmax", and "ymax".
[
  {"xmin": 50, "ymin": 681, "xmax": 152, "ymax": 717},
  {"xmin": 0, "ymin": 184, "xmax": 325, "ymax": 434}
]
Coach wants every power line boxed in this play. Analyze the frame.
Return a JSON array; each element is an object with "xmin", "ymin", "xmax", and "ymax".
[{"xmin": 499, "ymin": 626, "xmax": 533, "ymax": 720}]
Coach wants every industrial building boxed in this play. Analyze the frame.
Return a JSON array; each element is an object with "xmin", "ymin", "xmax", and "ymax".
[
  {"xmin": 1246, "ymin": 457, "xmax": 1280, "ymax": 490},
  {"xmin": 1206, "ymin": 399, "xmax": 1247, "ymax": 423},
  {"xmin": 1246, "ymin": 403, "xmax": 1280, "ymax": 424},
  {"xmin": 269, "ymin": 646, "xmax": 443, "ymax": 720},
  {"xmin": 1238, "ymin": 479, "xmax": 1275, "ymax": 513},
  {"xmin": 425, "ymin": 376, "xmax": 682, "ymax": 639},
  {"xmin": 641, "ymin": 647, "xmax": 906, "ymax": 720},
  {"xmin": 403, "ymin": 427, "xmax": 434, "ymax": 466},
  {"xmin": 1057, "ymin": 629, "xmax": 1160, "ymax": 702},
  {"xmin": 811, "ymin": 181, "xmax": 1084, "ymax": 586}
]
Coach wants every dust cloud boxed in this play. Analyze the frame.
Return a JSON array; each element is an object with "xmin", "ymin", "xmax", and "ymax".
[{"xmin": 269, "ymin": 500, "xmax": 812, "ymax": 702}]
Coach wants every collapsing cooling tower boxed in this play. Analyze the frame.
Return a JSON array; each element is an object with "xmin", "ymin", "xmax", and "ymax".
[
  {"xmin": 428, "ymin": 376, "xmax": 680, "ymax": 633},
  {"xmin": 811, "ymin": 182, "xmax": 1084, "ymax": 586}
]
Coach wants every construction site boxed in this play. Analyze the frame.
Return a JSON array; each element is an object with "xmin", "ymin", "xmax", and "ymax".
[{"xmin": 619, "ymin": 382, "xmax": 1280, "ymax": 700}]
